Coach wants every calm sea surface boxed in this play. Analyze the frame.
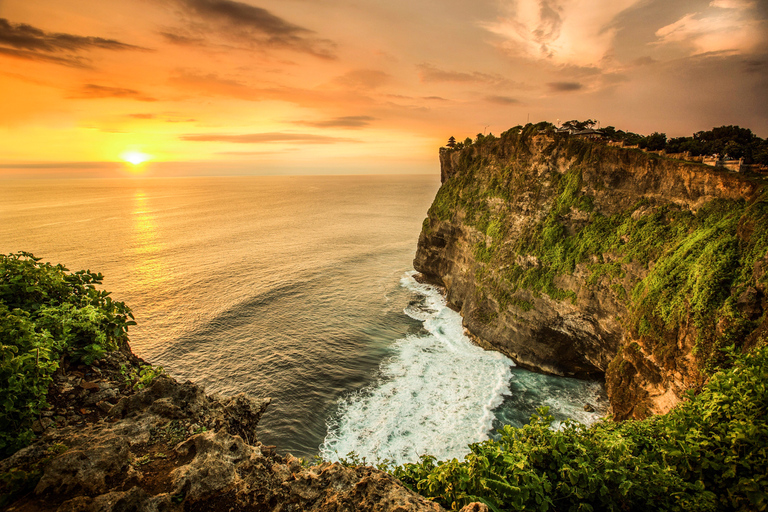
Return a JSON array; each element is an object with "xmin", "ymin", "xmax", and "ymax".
[{"xmin": 0, "ymin": 175, "xmax": 606, "ymax": 462}]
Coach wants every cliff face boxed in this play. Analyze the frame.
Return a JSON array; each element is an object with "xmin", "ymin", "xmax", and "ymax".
[{"xmin": 416, "ymin": 128, "xmax": 768, "ymax": 419}]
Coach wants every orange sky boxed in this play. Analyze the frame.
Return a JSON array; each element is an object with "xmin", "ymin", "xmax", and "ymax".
[{"xmin": 1, "ymin": 0, "xmax": 767, "ymax": 177}]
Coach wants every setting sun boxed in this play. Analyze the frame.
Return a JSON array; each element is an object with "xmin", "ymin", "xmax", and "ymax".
[{"xmin": 121, "ymin": 151, "xmax": 152, "ymax": 166}]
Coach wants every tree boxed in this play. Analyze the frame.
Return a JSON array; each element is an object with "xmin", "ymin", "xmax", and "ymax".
[
  {"xmin": 639, "ymin": 132, "xmax": 667, "ymax": 151},
  {"xmin": 561, "ymin": 119, "xmax": 596, "ymax": 131}
]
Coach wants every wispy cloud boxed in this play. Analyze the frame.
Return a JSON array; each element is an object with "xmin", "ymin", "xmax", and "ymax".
[
  {"xmin": 159, "ymin": 32, "xmax": 206, "ymax": 46},
  {"xmin": 71, "ymin": 84, "xmax": 158, "ymax": 101},
  {"xmin": 654, "ymin": 1, "xmax": 767, "ymax": 55},
  {"xmin": 128, "ymin": 112, "xmax": 197, "ymax": 122},
  {"xmin": 163, "ymin": 0, "xmax": 336, "ymax": 58},
  {"xmin": 485, "ymin": 95, "xmax": 520, "ymax": 105},
  {"xmin": 417, "ymin": 64, "xmax": 515, "ymax": 86},
  {"xmin": 169, "ymin": 70, "xmax": 262, "ymax": 101},
  {"xmin": 296, "ymin": 116, "xmax": 377, "ymax": 128},
  {"xmin": 331, "ymin": 69, "xmax": 390, "ymax": 90},
  {"xmin": 481, "ymin": 0, "xmax": 640, "ymax": 67},
  {"xmin": 0, "ymin": 18, "xmax": 146, "ymax": 68},
  {"xmin": 0, "ymin": 161, "xmax": 116, "ymax": 169},
  {"xmin": 180, "ymin": 132, "xmax": 358, "ymax": 143},
  {"xmin": 547, "ymin": 81, "xmax": 582, "ymax": 92}
]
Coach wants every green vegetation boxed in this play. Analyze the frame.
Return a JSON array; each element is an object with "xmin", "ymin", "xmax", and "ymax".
[
  {"xmin": 629, "ymin": 199, "xmax": 768, "ymax": 367},
  {"xmin": 415, "ymin": 124, "xmax": 768, "ymax": 509},
  {"xmin": 430, "ymin": 129, "xmax": 768, "ymax": 366},
  {"xmin": 389, "ymin": 343, "xmax": 768, "ymax": 511},
  {"xmin": 446, "ymin": 122, "xmax": 768, "ymax": 165},
  {"xmin": 597, "ymin": 123, "xmax": 767, "ymax": 164},
  {"xmin": 120, "ymin": 362, "xmax": 165, "ymax": 391},
  {"xmin": 666, "ymin": 126, "xmax": 768, "ymax": 165},
  {"xmin": 0, "ymin": 252, "xmax": 135, "ymax": 457}
]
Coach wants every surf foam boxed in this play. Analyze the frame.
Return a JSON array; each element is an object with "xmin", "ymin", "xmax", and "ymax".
[{"xmin": 320, "ymin": 272, "xmax": 514, "ymax": 465}]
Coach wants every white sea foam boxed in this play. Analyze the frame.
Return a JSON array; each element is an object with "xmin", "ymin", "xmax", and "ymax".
[{"xmin": 320, "ymin": 272, "xmax": 514, "ymax": 465}]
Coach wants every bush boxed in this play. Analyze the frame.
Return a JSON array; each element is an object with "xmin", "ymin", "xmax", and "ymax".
[
  {"xmin": 0, "ymin": 252, "xmax": 135, "ymax": 457},
  {"xmin": 389, "ymin": 344, "xmax": 768, "ymax": 511}
]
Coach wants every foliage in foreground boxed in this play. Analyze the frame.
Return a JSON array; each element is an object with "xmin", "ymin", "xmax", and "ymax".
[
  {"xmin": 0, "ymin": 252, "xmax": 135, "ymax": 457},
  {"xmin": 388, "ymin": 344, "xmax": 768, "ymax": 511}
]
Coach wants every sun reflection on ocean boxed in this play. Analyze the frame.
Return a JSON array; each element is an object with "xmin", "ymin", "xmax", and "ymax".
[{"xmin": 131, "ymin": 190, "xmax": 169, "ymax": 289}]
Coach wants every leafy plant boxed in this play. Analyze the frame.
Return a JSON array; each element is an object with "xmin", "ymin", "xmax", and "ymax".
[
  {"xmin": 120, "ymin": 363, "xmax": 165, "ymax": 390},
  {"xmin": 0, "ymin": 252, "xmax": 135, "ymax": 457},
  {"xmin": 388, "ymin": 344, "xmax": 768, "ymax": 511}
]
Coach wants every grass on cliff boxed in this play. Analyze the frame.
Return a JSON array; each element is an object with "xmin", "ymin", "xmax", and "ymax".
[
  {"xmin": 388, "ymin": 342, "xmax": 768, "ymax": 512},
  {"xmin": 427, "ymin": 134, "xmax": 768, "ymax": 367},
  {"xmin": 0, "ymin": 252, "xmax": 135, "ymax": 457}
]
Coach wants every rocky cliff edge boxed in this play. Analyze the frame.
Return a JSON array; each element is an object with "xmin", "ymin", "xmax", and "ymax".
[
  {"xmin": 416, "ymin": 127, "xmax": 768, "ymax": 420},
  {"xmin": 0, "ymin": 345, "xmax": 444, "ymax": 512}
]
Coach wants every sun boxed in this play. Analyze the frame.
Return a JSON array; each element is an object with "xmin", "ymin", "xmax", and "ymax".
[{"xmin": 120, "ymin": 151, "xmax": 152, "ymax": 166}]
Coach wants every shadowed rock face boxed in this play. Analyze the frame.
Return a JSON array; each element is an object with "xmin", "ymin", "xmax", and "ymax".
[
  {"xmin": 417, "ymin": 132, "xmax": 766, "ymax": 420},
  {"xmin": 0, "ymin": 347, "xmax": 444, "ymax": 512}
]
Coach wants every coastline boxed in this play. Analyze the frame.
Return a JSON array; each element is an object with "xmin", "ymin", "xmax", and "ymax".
[{"xmin": 0, "ymin": 341, "xmax": 444, "ymax": 511}]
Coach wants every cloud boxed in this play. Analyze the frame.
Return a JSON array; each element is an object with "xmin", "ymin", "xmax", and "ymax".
[
  {"xmin": 531, "ymin": 0, "xmax": 564, "ymax": 58},
  {"xmin": 0, "ymin": 17, "xmax": 146, "ymax": 67},
  {"xmin": 742, "ymin": 57, "xmax": 768, "ymax": 73},
  {"xmin": 547, "ymin": 81, "xmax": 583, "ymax": 91},
  {"xmin": 169, "ymin": 69, "xmax": 366, "ymax": 110},
  {"xmin": 180, "ymin": 132, "xmax": 358, "ymax": 143},
  {"xmin": 165, "ymin": 0, "xmax": 336, "ymax": 58},
  {"xmin": 159, "ymin": 31, "xmax": 206, "ymax": 46},
  {"xmin": 0, "ymin": 161, "xmax": 115, "ymax": 169},
  {"xmin": 169, "ymin": 70, "xmax": 266, "ymax": 100},
  {"xmin": 216, "ymin": 150, "xmax": 296, "ymax": 155},
  {"xmin": 331, "ymin": 69, "xmax": 390, "ymax": 89},
  {"xmin": 481, "ymin": 0, "xmax": 640, "ymax": 67},
  {"xmin": 709, "ymin": 0, "xmax": 756, "ymax": 9},
  {"xmin": 654, "ymin": 2, "xmax": 767, "ymax": 55},
  {"xmin": 485, "ymin": 95, "xmax": 520, "ymax": 105},
  {"xmin": 633, "ymin": 56, "xmax": 657, "ymax": 66},
  {"xmin": 71, "ymin": 84, "xmax": 158, "ymax": 101},
  {"xmin": 417, "ymin": 64, "xmax": 513, "ymax": 85},
  {"xmin": 297, "ymin": 116, "xmax": 377, "ymax": 128},
  {"xmin": 128, "ymin": 112, "xmax": 197, "ymax": 122}
]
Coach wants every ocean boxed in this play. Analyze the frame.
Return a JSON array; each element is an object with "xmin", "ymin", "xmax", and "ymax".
[{"xmin": 0, "ymin": 175, "xmax": 607, "ymax": 463}]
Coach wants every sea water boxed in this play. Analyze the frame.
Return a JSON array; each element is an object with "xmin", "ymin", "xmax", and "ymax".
[
  {"xmin": 320, "ymin": 274, "xmax": 607, "ymax": 465},
  {"xmin": 0, "ymin": 174, "xmax": 607, "ymax": 462}
]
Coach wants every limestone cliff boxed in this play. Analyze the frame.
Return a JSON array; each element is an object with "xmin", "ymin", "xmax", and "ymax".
[{"xmin": 415, "ymin": 126, "xmax": 768, "ymax": 420}]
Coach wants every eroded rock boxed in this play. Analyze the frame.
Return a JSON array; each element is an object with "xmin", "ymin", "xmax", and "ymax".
[{"xmin": 1, "ymin": 346, "xmax": 444, "ymax": 512}]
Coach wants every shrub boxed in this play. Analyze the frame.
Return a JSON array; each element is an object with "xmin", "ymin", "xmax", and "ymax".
[
  {"xmin": 389, "ymin": 344, "xmax": 768, "ymax": 511},
  {"xmin": 0, "ymin": 252, "xmax": 135, "ymax": 457}
]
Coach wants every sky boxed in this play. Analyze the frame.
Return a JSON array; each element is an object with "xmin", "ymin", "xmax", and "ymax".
[{"xmin": 1, "ymin": 0, "xmax": 766, "ymax": 178}]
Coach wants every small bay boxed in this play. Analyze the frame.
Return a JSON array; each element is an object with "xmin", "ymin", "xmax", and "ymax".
[{"xmin": 1, "ymin": 174, "xmax": 606, "ymax": 460}]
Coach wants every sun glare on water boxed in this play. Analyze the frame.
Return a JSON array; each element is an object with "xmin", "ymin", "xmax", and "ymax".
[{"xmin": 121, "ymin": 151, "xmax": 152, "ymax": 166}]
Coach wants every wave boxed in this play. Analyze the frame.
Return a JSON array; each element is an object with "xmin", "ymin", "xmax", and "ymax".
[{"xmin": 320, "ymin": 272, "xmax": 514, "ymax": 465}]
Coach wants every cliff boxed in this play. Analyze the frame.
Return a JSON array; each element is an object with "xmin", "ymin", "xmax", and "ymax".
[
  {"xmin": 415, "ymin": 126, "xmax": 768, "ymax": 419},
  {"xmin": 0, "ymin": 345, "xmax": 444, "ymax": 511}
]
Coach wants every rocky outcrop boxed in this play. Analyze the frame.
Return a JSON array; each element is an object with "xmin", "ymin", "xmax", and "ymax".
[
  {"xmin": 415, "ymin": 128, "xmax": 767, "ymax": 420},
  {"xmin": 0, "ymin": 347, "xmax": 443, "ymax": 511}
]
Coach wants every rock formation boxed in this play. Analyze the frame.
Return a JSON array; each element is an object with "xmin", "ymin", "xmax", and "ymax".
[
  {"xmin": 0, "ymin": 346, "xmax": 443, "ymax": 511},
  {"xmin": 415, "ymin": 127, "xmax": 767, "ymax": 419}
]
